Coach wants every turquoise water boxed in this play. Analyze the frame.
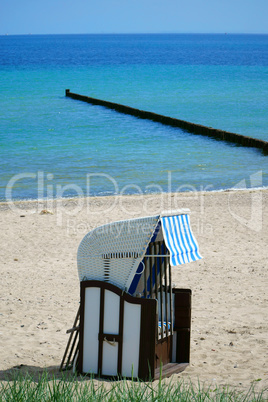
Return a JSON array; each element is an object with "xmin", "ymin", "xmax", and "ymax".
[{"xmin": 0, "ymin": 34, "xmax": 268, "ymax": 200}]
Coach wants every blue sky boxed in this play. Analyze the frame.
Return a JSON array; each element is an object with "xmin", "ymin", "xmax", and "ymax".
[{"xmin": 1, "ymin": 0, "xmax": 267, "ymax": 35}]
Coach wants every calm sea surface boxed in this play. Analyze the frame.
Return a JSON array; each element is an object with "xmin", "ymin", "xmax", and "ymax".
[{"xmin": 0, "ymin": 34, "xmax": 268, "ymax": 200}]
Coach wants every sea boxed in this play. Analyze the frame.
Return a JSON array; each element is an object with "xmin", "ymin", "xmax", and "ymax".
[{"xmin": 0, "ymin": 33, "xmax": 268, "ymax": 201}]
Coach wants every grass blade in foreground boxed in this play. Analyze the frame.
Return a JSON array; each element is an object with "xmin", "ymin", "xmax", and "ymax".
[{"xmin": 0, "ymin": 371, "xmax": 267, "ymax": 401}]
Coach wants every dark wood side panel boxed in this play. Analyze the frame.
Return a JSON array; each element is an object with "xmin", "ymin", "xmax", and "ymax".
[
  {"xmin": 173, "ymin": 289, "xmax": 192, "ymax": 363},
  {"xmin": 78, "ymin": 280, "xmax": 157, "ymax": 379},
  {"xmin": 155, "ymin": 336, "xmax": 172, "ymax": 368},
  {"xmin": 138, "ymin": 298, "xmax": 157, "ymax": 380},
  {"xmin": 97, "ymin": 287, "xmax": 105, "ymax": 375},
  {"xmin": 117, "ymin": 296, "xmax": 124, "ymax": 375}
]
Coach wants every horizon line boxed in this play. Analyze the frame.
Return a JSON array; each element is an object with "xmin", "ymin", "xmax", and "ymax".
[{"xmin": 1, "ymin": 32, "xmax": 268, "ymax": 37}]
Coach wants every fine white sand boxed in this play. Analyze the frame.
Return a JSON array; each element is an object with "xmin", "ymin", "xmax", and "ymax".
[{"xmin": 0, "ymin": 189, "xmax": 267, "ymax": 392}]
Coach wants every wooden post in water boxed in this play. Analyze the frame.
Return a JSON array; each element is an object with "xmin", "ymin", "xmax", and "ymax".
[{"xmin": 65, "ymin": 90, "xmax": 268, "ymax": 154}]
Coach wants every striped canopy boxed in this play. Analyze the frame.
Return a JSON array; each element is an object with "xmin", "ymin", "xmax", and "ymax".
[
  {"xmin": 77, "ymin": 210, "xmax": 202, "ymax": 295},
  {"xmin": 128, "ymin": 212, "xmax": 202, "ymax": 296},
  {"xmin": 161, "ymin": 214, "xmax": 202, "ymax": 266}
]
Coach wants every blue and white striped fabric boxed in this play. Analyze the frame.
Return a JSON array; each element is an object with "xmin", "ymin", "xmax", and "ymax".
[{"xmin": 161, "ymin": 214, "xmax": 202, "ymax": 266}]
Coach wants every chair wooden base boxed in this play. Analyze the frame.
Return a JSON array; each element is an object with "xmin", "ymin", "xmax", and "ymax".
[
  {"xmin": 155, "ymin": 363, "xmax": 189, "ymax": 380},
  {"xmin": 61, "ymin": 281, "xmax": 191, "ymax": 381}
]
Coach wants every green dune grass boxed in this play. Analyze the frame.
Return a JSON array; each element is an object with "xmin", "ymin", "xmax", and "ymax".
[{"xmin": 0, "ymin": 371, "xmax": 267, "ymax": 402}]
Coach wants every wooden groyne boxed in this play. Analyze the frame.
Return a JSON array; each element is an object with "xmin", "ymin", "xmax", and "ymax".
[{"xmin": 65, "ymin": 89, "xmax": 268, "ymax": 154}]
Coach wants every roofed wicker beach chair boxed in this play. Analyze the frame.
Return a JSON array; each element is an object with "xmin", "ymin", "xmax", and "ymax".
[{"xmin": 60, "ymin": 209, "xmax": 202, "ymax": 380}]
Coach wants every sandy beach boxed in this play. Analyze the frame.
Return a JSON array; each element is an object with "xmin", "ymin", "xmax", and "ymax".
[{"xmin": 0, "ymin": 189, "xmax": 267, "ymax": 393}]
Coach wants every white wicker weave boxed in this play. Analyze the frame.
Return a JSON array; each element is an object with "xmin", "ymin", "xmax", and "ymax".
[{"xmin": 77, "ymin": 215, "xmax": 159, "ymax": 290}]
